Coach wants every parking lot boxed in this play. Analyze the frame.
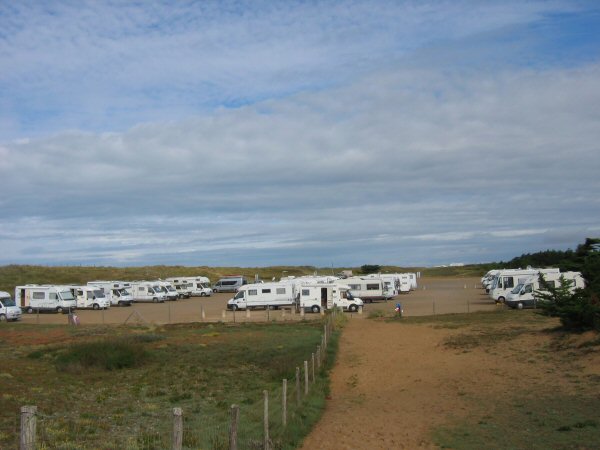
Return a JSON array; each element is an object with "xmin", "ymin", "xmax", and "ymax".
[{"xmin": 16, "ymin": 276, "xmax": 496, "ymax": 325}]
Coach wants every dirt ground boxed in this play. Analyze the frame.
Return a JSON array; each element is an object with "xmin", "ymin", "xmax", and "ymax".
[
  {"xmin": 17, "ymin": 276, "xmax": 493, "ymax": 325},
  {"xmin": 299, "ymin": 286, "xmax": 599, "ymax": 450}
]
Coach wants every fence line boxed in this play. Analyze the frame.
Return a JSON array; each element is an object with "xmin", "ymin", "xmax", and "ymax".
[{"xmin": 15, "ymin": 311, "xmax": 339, "ymax": 450}]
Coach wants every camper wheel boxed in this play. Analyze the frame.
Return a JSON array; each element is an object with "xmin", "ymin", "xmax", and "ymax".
[
  {"xmin": 349, "ymin": 304, "xmax": 358, "ymax": 312},
  {"xmin": 231, "ymin": 304, "xmax": 239, "ymax": 311},
  {"xmin": 56, "ymin": 306, "xmax": 64, "ymax": 313},
  {"xmin": 497, "ymin": 296, "xmax": 505, "ymax": 303},
  {"xmin": 0, "ymin": 314, "xmax": 6, "ymax": 322},
  {"xmin": 27, "ymin": 307, "xmax": 34, "ymax": 314},
  {"xmin": 517, "ymin": 302, "xmax": 524, "ymax": 310},
  {"xmin": 311, "ymin": 305, "xmax": 320, "ymax": 313},
  {"xmin": 152, "ymin": 297, "xmax": 158, "ymax": 303},
  {"xmin": 92, "ymin": 304, "xmax": 100, "ymax": 310},
  {"xmin": 200, "ymin": 292, "xmax": 206, "ymax": 297}
]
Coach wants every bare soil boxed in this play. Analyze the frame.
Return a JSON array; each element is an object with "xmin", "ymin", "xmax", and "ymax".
[{"xmin": 299, "ymin": 287, "xmax": 600, "ymax": 450}]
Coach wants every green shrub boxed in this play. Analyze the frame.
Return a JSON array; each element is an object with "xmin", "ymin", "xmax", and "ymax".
[{"xmin": 56, "ymin": 339, "xmax": 148, "ymax": 371}]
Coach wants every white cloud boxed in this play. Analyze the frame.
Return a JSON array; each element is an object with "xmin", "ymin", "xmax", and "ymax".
[{"xmin": 0, "ymin": 1, "xmax": 598, "ymax": 266}]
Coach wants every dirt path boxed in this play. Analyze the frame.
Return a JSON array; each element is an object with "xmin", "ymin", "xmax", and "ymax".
[{"xmin": 300, "ymin": 319, "xmax": 479, "ymax": 450}]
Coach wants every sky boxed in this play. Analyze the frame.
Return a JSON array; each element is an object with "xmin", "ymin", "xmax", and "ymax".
[{"xmin": 1, "ymin": 0, "xmax": 600, "ymax": 268}]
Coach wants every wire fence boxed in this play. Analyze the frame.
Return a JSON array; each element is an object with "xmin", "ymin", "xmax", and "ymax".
[{"xmin": 14, "ymin": 311, "xmax": 339, "ymax": 450}]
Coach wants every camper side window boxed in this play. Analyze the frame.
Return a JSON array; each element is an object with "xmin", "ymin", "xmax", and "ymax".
[
  {"xmin": 302, "ymin": 289, "xmax": 310, "ymax": 296},
  {"xmin": 140, "ymin": 287, "xmax": 145, "ymax": 292},
  {"xmin": 503, "ymin": 277, "xmax": 514, "ymax": 288},
  {"xmin": 276, "ymin": 288, "xmax": 286, "ymax": 294},
  {"xmin": 248, "ymin": 290, "xmax": 258, "ymax": 296},
  {"xmin": 50, "ymin": 293, "xmax": 58, "ymax": 300},
  {"xmin": 262, "ymin": 289, "xmax": 271, "ymax": 294},
  {"xmin": 366, "ymin": 284, "xmax": 379, "ymax": 290},
  {"xmin": 32, "ymin": 292, "xmax": 45, "ymax": 300},
  {"xmin": 348, "ymin": 284, "xmax": 360, "ymax": 290}
]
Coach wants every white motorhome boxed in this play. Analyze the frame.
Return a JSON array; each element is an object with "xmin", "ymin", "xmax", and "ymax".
[
  {"xmin": 227, "ymin": 282, "xmax": 295, "ymax": 310},
  {"xmin": 505, "ymin": 272, "xmax": 585, "ymax": 309},
  {"xmin": 129, "ymin": 282, "xmax": 166, "ymax": 303},
  {"xmin": 296, "ymin": 284, "xmax": 363, "ymax": 313},
  {"xmin": 154, "ymin": 281, "xmax": 179, "ymax": 301},
  {"xmin": 67, "ymin": 286, "xmax": 110, "ymax": 310},
  {"xmin": 481, "ymin": 270, "xmax": 501, "ymax": 292},
  {"xmin": 488, "ymin": 268, "xmax": 560, "ymax": 303},
  {"xmin": 15, "ymin": 285, "xmax": 77, "ymax": 313},
  {"xmin": 87, "ymin": 281, "xmax": 134, "ymax": 306},
  {"xmin": 182, "ymin": 277, "xmax": 213, "ymax": 297},
  {"xmin": 0, "ymin": 291, "xmax": 21, "ymax": 321},
  {"xmin": 363, "ymin": 274, "xmax": 398, "ymax": 298},
  {"xmin": 408, "ymin": 273, "xmax": 418, "ymax": 290},
  {"xmin": 335, "ymin": 277, "xmax": 386, "ymax": 303}
]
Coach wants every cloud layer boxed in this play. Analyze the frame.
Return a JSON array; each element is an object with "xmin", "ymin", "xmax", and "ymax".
[{"xmin": 1, "ymin": 1, "xmax": 599, "ymax": 266}]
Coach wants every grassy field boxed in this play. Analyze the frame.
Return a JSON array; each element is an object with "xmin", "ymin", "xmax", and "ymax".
[
  {"xmin": 0, "ymin": 319, "xmax": 341, "ymax": 449},
  {"xmin": 0, "ymin": 264, "xmax": 490, "ymax": 294},
  {"xmin": 392, "ymin": 311, "xmax": 600, "ymax": 449}
]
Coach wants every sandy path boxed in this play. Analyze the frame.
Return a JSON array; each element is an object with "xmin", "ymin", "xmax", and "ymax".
[{"xmin": 300, "ymin": 319, "xmax": 472, "ymax": 450}]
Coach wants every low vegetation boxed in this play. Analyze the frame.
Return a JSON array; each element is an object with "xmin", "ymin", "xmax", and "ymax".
[
  {"xmin": 382, "ymin": 310, "xmax": 600, "ymax": 449},
  {"xmin": 0, "ymin": 320, "xmax": 340, "ymax": 449},
  {"xmin": 0, "ymin": 263, "xmax": 490, "ymax": 294}
]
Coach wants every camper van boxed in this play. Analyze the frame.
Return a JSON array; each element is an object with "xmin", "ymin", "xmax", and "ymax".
[
  {"xmin": 488, "ymin": 268, "xmax": 560, "ymax": 303},
  {"xmin": 335, "ymin": 277, "xmax": 386, "ymax": 303},
  {"xmin": 226, "ymin": 282, "xmax": 295, "ymax": 310},
  {"xmin": 505, "ymin": 272, "xmax": 585, "ymax": 309},
  {"xmin": 363, "ymin": 274, "xmax": 398, "ymax": 298},
  {"xmin": 129, "ymin": 282, "xmax": 167, "ymax": 303},
  {"xmin": 15, "ymin": 285, "xmax": 77, "ymax": 313},
  {"xmin": 166, "ymin": 277, "xmax": 213, "ymax": 297},
  {"xmin": 296, "ymin": 284, "xmax": 363, "ymax": 313},
  {"xmin": 214, "ymin": 276, "xmax": 248, "ymax": 293},
  {"xmin": 87, "ymin": 281, "xmax": 134, "ymax": 306},
  {"xmin": 67, "ymin": 286, "xmax": 111, "ymax": 310},
  {"xmin": 0, "ymin": 291, "xmax": 21, "ymax": 321},
  {"xmin": 153, "ymin": 281, "xmax": 179, "ymax": 301}
]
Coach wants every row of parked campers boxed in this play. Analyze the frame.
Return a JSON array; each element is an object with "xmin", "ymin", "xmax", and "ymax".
[
  {"xmin": 223, "ymin": 273, "xmax": 418, "ymax": 312},
  {"xmin": 481, "ymin": 268, "xmax": 584, "ymax": 309},
  {"xmin": 226, "ymin": 281, "xmax": 364, "ymax": 313},
  {"xmin": 11, "ymin": 277, "xmax": 214, "ymax": 314}
]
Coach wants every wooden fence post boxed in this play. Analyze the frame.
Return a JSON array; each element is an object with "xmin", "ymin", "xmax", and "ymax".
[
  {"xmin": 229, "ymin": 404, "xmax": 239, "ymax": 450},
  {"xmin": 201, "ymin": 306, "xmax": 205, "ymax": 321},
  {"xmin": 304, "ymin": 361, "xmax": 309, "ymax": 395},
  {"xmin": 311, "ymin": 353, "xmax": 315, "ymax": 383},
  {"xmin": 263, "ymin": 390, "xmax": 270, "ymax": 450},
  {"xmin": 172, "ymin": 407, "xmax": 183, "ymax": 450},
  {"xmin": 246, "ymin": 308, "xmax": 251, "ymax": 319},
  {"xmin": 20, "ymin": 405, "xmax": 37, "ymax": 450},
  {"xmin": 282, "ymin": 379, "xmax": 287, "ymax": 427}
]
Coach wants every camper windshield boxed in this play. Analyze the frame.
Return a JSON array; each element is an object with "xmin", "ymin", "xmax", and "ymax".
[
  {"xmin": 1, "ymin": 298, "xmax": 16, "ymax": 307},
  {"xmin": 234, "ymin": 291, "xmax": 244, "ymax": 299},
  {"xmin": 120, "ymin": 288, "xmax": 130, "ymax": 296},
  {"xmin": 166, "ymin": 286, "xmax": 176, "ymax": 292},
  {"xmin": 59, "ymin": 290, "xmax": 75, "ymax": 301},
  {"xmin": 511, "ymin": 284, "xmax": 524, "ymax": 294},
  {"xmin": 93, "ymin": 289, "xmax": 105, "ymax": 299}
]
